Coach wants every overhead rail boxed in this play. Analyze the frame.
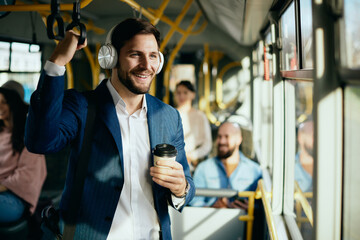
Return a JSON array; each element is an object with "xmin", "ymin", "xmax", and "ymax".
[
  {"xmin": 0, "ymin": 0, "xmax": 92, "ymax": 12},
  {"xmin": 119, "ymin": 0, "xmax": 169, "ymax": 25}
]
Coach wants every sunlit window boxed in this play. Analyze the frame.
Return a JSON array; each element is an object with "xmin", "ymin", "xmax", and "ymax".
[
  {"xmin": 343, "ymin": 86, "xmax": 360, "ymax": 239},
  {"xmin": 300, "ymin": 0, "xmax": 313, "ymax": 69},
  {"xmin": 343, "ymin": 0, "xmax": 360, "ymax": 68},
  {"xmin": 280, "ymin": 2, "xmax": 297, "ymax": 70},
  {"xmin": 293, "ymin": 81, "xmax": 314, "ymax": 239},
  {"xmin": 0, "ymin": 41, "xmax": 42, "ymax": 103},
  {"xmin": 0, "ymin": 42, "xmax": 10, "ymax": 71},
  {"xmin": 263, "ymin": 32, "xmax": 273, "ymax": 173},
  {"xmin": 10, "ymin": 42, "xmax": 41, "ymax": 72}
]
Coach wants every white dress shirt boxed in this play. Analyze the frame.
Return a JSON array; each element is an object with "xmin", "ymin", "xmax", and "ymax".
[
  {"xmin": 106, "ymin": 80, "xmax": 160, "ymax": 240},
  {"xmin": 179, "ymin": 109, "xmax": 212, "ymax": 160}
]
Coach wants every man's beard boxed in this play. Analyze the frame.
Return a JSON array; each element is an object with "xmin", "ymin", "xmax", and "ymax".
[
  {"xmin": 217, "ymin": 145, "xmax": 237, "ymax": 159},
  {"xmin": 304, "ymin": 143, "xmax": 314, "ymax": 157},
  {"xmin": 117, "ymin": 66, "xmax": 153, "ymax": 94}
]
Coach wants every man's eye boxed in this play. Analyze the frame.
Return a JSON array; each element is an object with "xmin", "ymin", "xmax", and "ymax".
[{"xmin": 130, "ymin": 53, "xmax": 139, "ymax": 57}]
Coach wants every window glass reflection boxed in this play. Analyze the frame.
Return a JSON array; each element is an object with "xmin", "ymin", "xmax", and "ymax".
[
  {"xmin": 343, "ymin": 86, "xmax": 360, "ymax": 239},
  {"xmin": 293, "ymin": 81, "xmax": 313, "ymax": 239},
  {"xmin": 0, "ymin": 41, "xmax": 42, "ymax": 103},
  {"xmin": 300, "ymin": 0, "xmax": 313, "ymax": 69},
  {"xmin": 280, "ymin": 2, "xmax": 297, "ymax": 70},
  {"xmin": 10, "ymin": 42, "xmax": 41, "ymax": 72},
  {"xmin": 344, "ymin": 0, "xmax": 360, "ymax": 68},
  {"xmin": 0, "ymin": 41, "xmax": 10, "ymax": 71},
  {"xmin": 263, "ymin": 33, "xmax": 274, "ymax": 174}
]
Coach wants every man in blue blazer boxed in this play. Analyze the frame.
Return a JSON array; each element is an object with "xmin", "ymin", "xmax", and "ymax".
[{"xmin": 25, "ymin": 18, "xmax": 195, "ymax": 240}]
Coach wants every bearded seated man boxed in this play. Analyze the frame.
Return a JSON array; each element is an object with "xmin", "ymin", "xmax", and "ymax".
[{"xmin": 189, "ymin": 122, "xmax": 262, "ymax": 209}]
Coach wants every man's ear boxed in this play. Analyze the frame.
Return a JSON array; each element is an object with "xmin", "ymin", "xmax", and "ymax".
[
  {"xmin": 190, "ymin": 91, "xmax": 196, "ymax": 101},
  {"xmin": 238, "ymin": 134, "xmax": 243, "ymax": 146}
]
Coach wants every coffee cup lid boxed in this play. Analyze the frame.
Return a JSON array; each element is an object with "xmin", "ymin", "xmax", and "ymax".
[{"xmin": 153, "ymin": 144, "xmax": 177, "ymax": 157}]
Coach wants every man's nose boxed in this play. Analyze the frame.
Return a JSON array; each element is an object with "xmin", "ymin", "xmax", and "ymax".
[
  {"xmin": 217, "ymin": 136, "xmax": 226, "ymax": 144},
  {"xmin": 139, "ymin": 56, "xmax": 152, "ymax": 70}
]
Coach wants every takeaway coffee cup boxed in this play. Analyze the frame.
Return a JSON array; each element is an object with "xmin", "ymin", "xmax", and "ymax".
[{"xmin": 153, "ymin": 143, "xmax": 177, "ymax": 168}]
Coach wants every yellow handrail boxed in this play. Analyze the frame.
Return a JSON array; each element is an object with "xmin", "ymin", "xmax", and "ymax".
[
  {"xmin": 257, "ymin": 179, "xmax": 278, "ymax": 240},
  {"xmin": 294, "ymin": 181, "xmax": 313, "ymax": 226},
  {"xmin": 119, "ymin": 0, "xmax": 158, "ymax": 23},
  {"xmin": 0, "ymin": 0, "xmax": 92, "ymax": 12},
  {"xmin": 162, "ymin": 10, "xmax": 203, "ymax": 104},
  {"xmin": 215, "ymin": 61, "xmax": 242, "ymax": 109},
  {"xmin": 238, "ymin": 191, "xmax": 256, "ymax": 240},
  {"xmin": 159, "ymin": 0, "xmax": 194, "ymax": 52},
  {"xmin": 201, "ymin": 43, "xmax": 220, "ymax": 125},
  {"xmin": 83, "ymin": 46, "xmax": 99, "ymax": 89},
  {"xmin": 147, "ymin": 0, "xmax": 170, "ymax": 25}
]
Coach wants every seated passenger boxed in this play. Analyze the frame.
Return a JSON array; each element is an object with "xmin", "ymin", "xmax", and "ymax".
[
  {"xmin": 190, "ymin": 121, "xmax": 262, "ymax": 209},
  {"xmin": 174, "ymin": 80, "xmax": 212, "ymax": 172},
  {"xmin": 0, "ymin": 81, "xmax": 47, "ymax": 223},
  {"xmin": 295, "ymin": 120, "xmax": 314, "ymax": 192}
]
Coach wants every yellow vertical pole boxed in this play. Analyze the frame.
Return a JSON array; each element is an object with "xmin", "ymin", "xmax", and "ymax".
[
  {"xmin": 162, "ymin": 10, "xmax": 202, "ymax": 104},
  {"xmin": 202, "ymin": 44, "xmax": 219, "ymax": 125}
]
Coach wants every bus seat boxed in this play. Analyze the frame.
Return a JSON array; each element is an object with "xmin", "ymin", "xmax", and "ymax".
[
  {"xmin": 0, "ymin": 216, "xmax": 28, "ymax": 240},
  {"xmin": 169, "ymin": 206, "xmax": 246, "ymax": 240}
]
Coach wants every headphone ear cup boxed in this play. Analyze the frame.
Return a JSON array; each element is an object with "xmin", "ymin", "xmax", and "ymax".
[
  {"xmin": 156, "ymin": 52, "xmax": 164, "ymax": 74},
  {"xmin": 98, "ymin": 43, "xmax": 118, "ymax": 69}
]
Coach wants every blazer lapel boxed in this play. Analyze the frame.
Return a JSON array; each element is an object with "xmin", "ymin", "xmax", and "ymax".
[
  {"xmin": 94, "ymin": 80, "xmax": 124, "ymax": 173},
  {"xmin": 146, "ymin": 94, "xmax": 163, "ymax": 153}
]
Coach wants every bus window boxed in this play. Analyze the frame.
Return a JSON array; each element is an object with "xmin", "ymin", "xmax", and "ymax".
[
  {"xmin": 0, "ymin": 41, "xmax": 41, "ymax": 103},
  {"xmin": 280, "ymin": 2, "xmax": 297, "ymax": 71},
  {"xmin": 263, "ymin": 33, "xmax": 274, "ymax": 174},
  {"xmin": 299, "ymin": 0, "xmax": 313, "ymax": 69},
  {"xmin": 343, "ymin": 86, "xmax": 360, "ymax": 240},
  {"xmin": 293, "ymin": 81, "xmax": 314, "ymax": 239},
  {"xmin": 343, "ymin": 0, "xmax": 360, "ymax": 68}
]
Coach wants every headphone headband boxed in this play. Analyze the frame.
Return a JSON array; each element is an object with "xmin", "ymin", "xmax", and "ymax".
[{"xmin": 105, "ymin": 25, "xmax": 116, "ymax": 44}]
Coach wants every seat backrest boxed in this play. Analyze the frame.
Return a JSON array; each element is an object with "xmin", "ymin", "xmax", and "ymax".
[{"xmin": 0, "ymin": 216, "xmax": 28, "ymax": 240}]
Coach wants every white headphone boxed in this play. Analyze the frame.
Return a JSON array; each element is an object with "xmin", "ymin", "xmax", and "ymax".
[{"xmin": 98, "ymin": 25, "xmax": 164, "ymax": 74}]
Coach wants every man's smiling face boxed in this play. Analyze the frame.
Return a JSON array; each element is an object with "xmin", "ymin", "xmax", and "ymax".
[{"xmin": 116, "ymin": 34, "xmax": 160, "ymax": 95}]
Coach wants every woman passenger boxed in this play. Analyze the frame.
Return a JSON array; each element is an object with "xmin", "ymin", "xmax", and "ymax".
[
  {"xmin": 0, "ymin": 82, "xmax": 47, "ymax": 223},
  {"xmin": 174, "ymin": 80, "xmax": 212, "ymax": 172}
]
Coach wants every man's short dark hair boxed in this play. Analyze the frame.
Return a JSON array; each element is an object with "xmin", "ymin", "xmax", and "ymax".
[{"xmin": 111, "ymin": 18, "xmax": 161, "ymax": 55}]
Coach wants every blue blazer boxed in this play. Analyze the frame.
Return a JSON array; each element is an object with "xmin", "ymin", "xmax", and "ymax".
[{"xmin": 25, "ymin": 73, "xmax": 195, "ymax": 240}]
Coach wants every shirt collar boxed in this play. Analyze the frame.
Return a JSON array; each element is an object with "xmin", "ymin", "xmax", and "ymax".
[{"xmin": 106, "ymin": 78, "xmax": 148, "ymax": 116}]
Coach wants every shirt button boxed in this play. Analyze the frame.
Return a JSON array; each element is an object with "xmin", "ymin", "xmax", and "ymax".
[{"xmin": 104, "ymin": 216, "xmax": 112, "ymax": 222}]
